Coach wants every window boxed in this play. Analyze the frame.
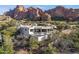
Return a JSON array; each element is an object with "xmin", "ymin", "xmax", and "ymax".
[
  {"xmin": 42, "ymin": 29, "xmax": 47, "ymax": 32},
  {"xmin": 35, "ymin": 29, "xmax": 41, "ymax": 32},
  {"xmin": 48, "ymin": 29, "xmax": 53, "ymax": 31},
  {"xmin": 48, "ymin": 29, "xmax": 50, "ymax": 31},
  {"xmin": 49, "ymin": 29, "xmax": 53, "ymax": 31},
  {"xmin": 30, "ymin": 29, "xmax": 33, "ymax": 32}
]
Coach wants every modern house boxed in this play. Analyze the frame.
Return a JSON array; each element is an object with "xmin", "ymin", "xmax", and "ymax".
[{"xmin": 17, "ymin": 24, "xmax": 57, "ymax": 41}]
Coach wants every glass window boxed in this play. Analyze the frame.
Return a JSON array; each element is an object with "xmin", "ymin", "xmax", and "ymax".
[
  {"xmin": 35, "ymin": 29, "xmax": 41, "ymax": 32},
  {"xmin": 30, "ymin": 29, "xmax": 34, "ymax": 32},
  {"xmin": 42, "ymin": 29, "xmax": 47, "ymax": 32},
  {"xmin": 48, "ymin": 29, "xmax": 50, "ymax": 31},
  {"xmin": 49, "ymin": 29, "xmax": 53, "ymax": 31}
]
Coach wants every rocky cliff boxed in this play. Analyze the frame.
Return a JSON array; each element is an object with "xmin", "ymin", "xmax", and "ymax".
[
  {"xmin": 5, "ymin": 5, "xmax": 79, "ymax": 21},
  {"xmin": 5, "ymin": 5, "xmax": 50, "ymax": 21}
]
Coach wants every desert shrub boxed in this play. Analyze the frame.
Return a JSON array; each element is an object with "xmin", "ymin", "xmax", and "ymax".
[
  {"xmin": 0, "ymin": 47, "xmax": 5, "ymax": 54},
  {"xmin": 29, "ymin": 36, "xmax": 39, "ymax": 53}
]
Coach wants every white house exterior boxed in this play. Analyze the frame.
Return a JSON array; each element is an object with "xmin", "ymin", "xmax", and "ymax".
[{"xmin": 17, "ymin": 24, "xmax": 57, "ymax": 41}]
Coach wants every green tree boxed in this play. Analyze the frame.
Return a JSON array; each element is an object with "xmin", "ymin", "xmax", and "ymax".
[{"xmin": 29, "ymin": 36, "xmax": 39, "ymax": 53}]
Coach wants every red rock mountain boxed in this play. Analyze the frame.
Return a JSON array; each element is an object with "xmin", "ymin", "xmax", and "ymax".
[
  {"xmin": 5, "ymin": 5, "xmax": 79, "ymax": 21},
  {"xmin": 5, "ymin": 5, "xmax": 50, "ymax": 21},
  {"xmin": 46, "ymin": 6, "xmax": 79, "ymax": 21}
]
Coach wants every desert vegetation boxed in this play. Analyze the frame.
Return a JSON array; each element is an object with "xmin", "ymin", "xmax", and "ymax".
[{"xmin": 0, "ymin": 18, "xmax": 79, "ymax": 54}]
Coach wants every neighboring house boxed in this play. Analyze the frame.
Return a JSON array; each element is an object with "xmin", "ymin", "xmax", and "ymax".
[{"xmin": 16, "ymin": 24, "xmax": 57, "ymax": 41}]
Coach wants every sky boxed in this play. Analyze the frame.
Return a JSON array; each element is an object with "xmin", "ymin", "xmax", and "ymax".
[{"xmin": 0, "ymin": 5, "xmax": 79, "ymax": 15}]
